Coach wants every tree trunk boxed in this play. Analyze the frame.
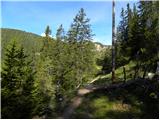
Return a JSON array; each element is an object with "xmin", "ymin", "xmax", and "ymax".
[
  {"xmin": 123, "ymin": 66, "xmax": 126, "ymax": 83},
  {"xmin": 142, "ymin": 65, "xmax": 147, "ymax": 79},
  {"xmin": 112, "ymin": 0, "xmax": 116, "ymax": 83},
  {"xmin": 134, "ymin": 61, "xmax": 141, "ymax": 80}
]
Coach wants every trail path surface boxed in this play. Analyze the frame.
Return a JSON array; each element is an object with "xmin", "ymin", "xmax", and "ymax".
[
  {"xmin": 60, "ymin": 78, "xmax": 145, "ymax": 118},
  {"xmin": 61, "ymin": 83, "xmax": 122, "ymax": 118},
  {"xmin": 60, "ymin": 84, "xmax": 95, "ymax": 118}
]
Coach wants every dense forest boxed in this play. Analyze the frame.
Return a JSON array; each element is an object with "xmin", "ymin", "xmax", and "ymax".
[{"xmin": 1, "ymin": 1, "xmax": 159, "ymax": 119}]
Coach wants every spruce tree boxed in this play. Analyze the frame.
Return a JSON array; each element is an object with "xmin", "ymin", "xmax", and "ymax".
[
  {"xmin": 1, "ymin": 42, "xmax": 35, "ymax": 118},
  {"xmin": 116, "ymin": 1, "xmax": 159, "ymax": 78},
  {"xmin": 33, "ymin": 26, "xmax": 55, "ymax": 118},
  {"xmin": 138, "ymin": 1, "xmax": 159, "ymax": 72},
  {"xmin": 42, "ymin": 25, "xmax": 53, "ymax": 56},
  {"xmin": 33, "ymin": 54, "xmax": 55, "ymax": 118},
  {"xmin": 116, "ymin": 4, "xmax": 133, "ymax": 65},
  {"xmin": 54, "ymin": 24, "xmax": 66, "ymax": 113},
  {"xmin": 45, "ymin": 25, "xmax": 52, "ymax": 37},
  {"xmin": 128, "ymin": 3, "xmax": 141, "ymax": 59},
  {"xmin": 56, "ymin": 24, "xmax": 65, "ymax": 41},
  {"xmin": 67, "ymin": 8, "xmax": 95, "ymax": 88}
]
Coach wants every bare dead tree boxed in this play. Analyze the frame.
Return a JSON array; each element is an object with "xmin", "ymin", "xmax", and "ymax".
[{"xmin": 112, "ymin": 0, "xmax": 116, "ymax": 83}]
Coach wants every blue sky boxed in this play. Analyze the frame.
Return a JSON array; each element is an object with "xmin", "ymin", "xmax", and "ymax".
[{"xmin": 1, "ymin": 0, "xmax": 138, "ymax": 45}]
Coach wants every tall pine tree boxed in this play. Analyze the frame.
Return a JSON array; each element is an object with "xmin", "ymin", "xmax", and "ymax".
[
  {"xmin": 2, "ymin": 42, "xmax": 35, "ymax": 118},
  {"xmin": 67, "ymin": 8, "xmax": 95, "ymax": 88}
]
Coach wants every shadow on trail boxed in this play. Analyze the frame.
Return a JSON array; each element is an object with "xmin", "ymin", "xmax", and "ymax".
[{"xmin": 64, "ymin": 77, "xmax": 158, "ymax": 119}]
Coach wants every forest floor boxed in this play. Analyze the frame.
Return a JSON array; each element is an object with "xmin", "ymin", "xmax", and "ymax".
[
  {"xmin": 60, "ymin": 79, "xmax": 135, "ymax": 118},
  {"xmin": 59, "ymin": 61, "xmax": 158, "ymax": 119},
  {"xmin": 60, "ymin": 76, "xmax": 158, "ymax": 119},
  {"xmin": 60, "ymin": 84, "xmax": 94, "ymax": 118}
]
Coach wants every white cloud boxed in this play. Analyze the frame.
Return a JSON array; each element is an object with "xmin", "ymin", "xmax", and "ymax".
[
  {"xmin": 41, "ymin": 33, "xmax": 53, "ymax": 38},
  {"xmin": 41, "ymin": 33, "xmax": 46, "ymax": 37},
  {"xmin": 49, "ymin": 35, "xmax": 52, "ymax": 38}
]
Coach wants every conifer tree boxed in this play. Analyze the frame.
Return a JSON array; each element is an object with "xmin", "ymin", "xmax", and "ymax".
[
  {"xmin": 33, "ymin": 26, "xmax": 55, "ymax": 118},
  {"xmin": 54, "ymin": 24, "xmax": 66, "ymax": 113},
  {"xmin": 67, "ymin": 8, "xmax": 95, "ymax": 88},
  {"xmin": 116, "ymin": 1, "xmax": 159, "ymax": 78},
  {"xmin": 128, "ymin": 4, "xmax": 140, "ymax": 59},
  {"xmin": 33, "ymin": 54, "xmax": 55, "ymax": 118},
  {"xmin": 45, "ymin": 25, "xmax": 52, "ymax": 37},
  {"xmin": 116, "ymin": 4, "xmax": 133, "ymax": 65},
  {"xmin": 56, "ymin": 24, "xmax": 65, "ymax": 41},
  {"xmin": 42, "ymin": 25, "xmax": 53, "ymax": 56},
  {"xmin": 1, "ymin": 42, "xmax": 35, "ymax": 118},
  {"xmin": 137, "ymin": 1, "xmax": 159, "ymax": 72}
]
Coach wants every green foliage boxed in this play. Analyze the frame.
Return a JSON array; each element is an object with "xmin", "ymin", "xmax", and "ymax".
[
  {"xmin": 1, "ymin": 42, "xmax": 35, "ymax": 118},
  {"xmin": 2, "ymin": 4, "xmax": 158, "ymax": 118},
  {"xmin": 97, "ymin": 48, "xmax": 112, "ymax": 74},
  {"xmin": 93, "ymin": 61, "xmax": 136, "ymax": 85},
  {"xmin": 56, "ymin": 24, "xmax": 65, "ymax": 41},
  {"xmin": 32, "ymin": 55, "xmax": 55, "ymax": 118},
  {"xmin": 65, "ymin": 8, "xmax": 96, "ymax": 90},
  {"xmin": 1, "ymin": 8, "xmax": 97, "ymax": 118},
  {"xmin": 1, "ymin": 28, "xmax": 44, "ymax": 61},
  {"xmin": 31, "ymin": 25, "xmax": 56, "ymax": 118},
  {"xmin": 115, "ymin": 1, "xmax": 159, "ymax": 80},
  {"xmin": 45, "ymin": 25, "xmax": 52, "ymax": 37},
  {"xmin": 52, "ymin": 9, "xmax": 96, "ymax": 113},
  {"xmin": 72, "ymin": 78, "xmax": 158, "ymax": 119}
]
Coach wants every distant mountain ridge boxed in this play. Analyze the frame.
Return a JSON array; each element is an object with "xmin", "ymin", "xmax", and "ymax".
[
  {"xmin": 1, "ymin": 28, "xmax": 110, "ymax": 58},
  {"xmin": 94, "ymin": 42, "xmax": 111, "ymax": 51},
  {"xmin": 1, "ymin": 28, "xmax": 44, "ymax": 60}
]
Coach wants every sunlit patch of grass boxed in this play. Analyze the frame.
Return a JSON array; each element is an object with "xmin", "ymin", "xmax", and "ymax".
[
  {"xmin": 72, "ymin": 72, "xmax": 158, "ymax": 119},
  {"xmin": 90, "ymin": 96, "xmax": 133, "ymax": 118},
  {"xmin": 92, "ymin": 61, "xmax": 138, "ymax": 85},
  {"xmin": 95, "ymin": 65, "xmax": 102, "ymax": 70},
  {"xmin": 71, "ymin": 87, "xmax": 144, "ymax": 119},
  {"xmin": 91, "ymin": 96, "xmax": 113, "ymax": 118}
]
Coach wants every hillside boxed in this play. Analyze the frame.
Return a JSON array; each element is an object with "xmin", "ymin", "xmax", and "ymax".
[
  {"xmin": 1, "ymin": 28, "xmax": 44, "ymax": 60},
  {"xmin": 94, "ymin": 42, "xmax": 111, "ymax": 51},
  {"xmin": 1, "ymin": 28, "xmax": 108, "ymax": 60}
]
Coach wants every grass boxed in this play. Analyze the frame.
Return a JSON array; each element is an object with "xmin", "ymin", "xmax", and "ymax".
[
  {"xmin": 71, "ymin": 89, "xmax": 142, "ymax": 118},
  {"xmin": 69, "ymin": 60, "xmax": 158, "ymax": 119},
  {"xmin": 92, "ymin": 61, "xmax": 145, "ymax": 85},
  {"xmin": 71, "ymin": 78, "xmax": 159, "ymax": 119}
]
